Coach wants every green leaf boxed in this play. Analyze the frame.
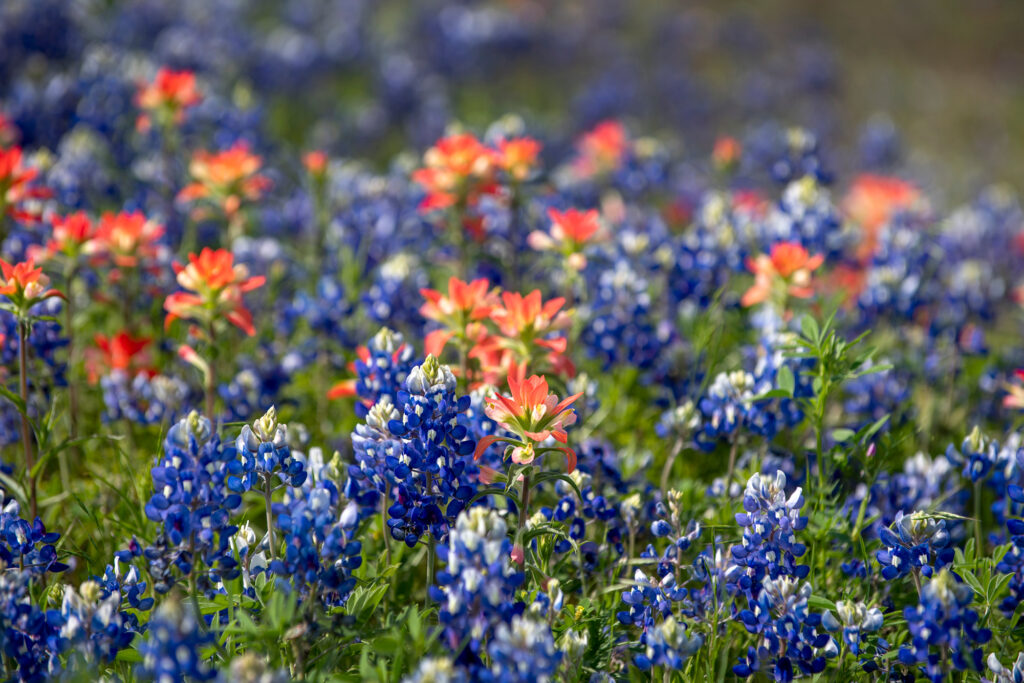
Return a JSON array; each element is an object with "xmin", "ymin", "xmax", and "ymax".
[
  {"xmin": 800, "ymin": 315, "xmax": 820, "ymax": 344},
  {"xmin": 467, "ymin": 487, "xmax": 521, "ymax": 509},
  {"xmin": 531, "ymin": 470, "xmax": 583, "ymax": 503},
  {"xmin": 776, "ymin": 365, "xmax": 795, "ymax": 396},
  {"xmin": 831, "ymin": 428, "xmax": 855, "ymax": 443},
  {"xmin": 0, "ymin": 385, "xmax": 26, "ymax": 414}
]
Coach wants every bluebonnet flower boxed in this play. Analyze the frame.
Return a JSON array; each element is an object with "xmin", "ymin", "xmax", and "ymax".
[
  {"xmin": 233, "ymin": 406, "xmax": 307, "ymax": 490},
  {"xmin": 617, "ymin": 568, "xmax": 688, "ymax": 629},
  {"xmin": 947, "ymin": 426, "xmax": 1000, "ymax": 483},
  {"xmin": 821, "ymin": 601, "xmax": 884, "ymax": 656},
  {"xmin": 734, "ymin": 575, "xmax": 835, "ymax": 680},
  {"xmin": 429, "ymin": 507, "xmax": 525, "ymax": 668},
  {"xmin": 137, "ymin": 598, "xmax": 217, "ymax": 682},
  {"xmin": 745, "ymin": 125, "xmax": 832, "ymax": 186},
  {"xmin": 761, "ymin": 175, "xmax": 846, "ymax": 258},
  {"xmin": 695, "ymin": 327, "xmax": 809, "ymax": 450},
  {"xmin": 482, "ymin": 614, "xmax": 561, "ymax": 683},
  {"xmin": 731, "ymin": 471, "xmax": 809, "ymax": 596},
  {"xmin": 219, "ymin": 352, "xmax": 299, "ymax": 424},
  {"xmin": 342, "ymin": 327, "xmax": 417, "ymax": 420},
  {"xmin": 989, "ymin": 652, "xmax": 1024, "ymax": 683},
  {"xmin": 143, "ymin": 412, "xmax": 244, "ymax": 593},
  {"xmin": 875, "ymin": 511, "xmax": 953, "ymax": 581},
  {"xmin": 844, "ymin": 451, "xmax": 965, "ymax": 541},
  {"xmin": 381, "ymin": 356, "xmax": 477, "ymax": 546},
  {"xmin": 0, "ymin": 561, "xmax": 62, "ymax": 681},
  {"xmin": 898, "ymin": 570, "xmax": 991, "ymax": 681},
  {"xmin": 271, "ymin": 475, "xmax": 362, "ymax": 607},
  {"xmin": 997, "ymin": 455, "xmax": 1024, "ymax": 617},
  {"xmin": 403, "ymin": 656, "xmax": 469, "ymax": 683},
  {"xmin": 0, "ymin": 499, "xmax": 69, "ymax": 575},
  {"xmin": 362, "ymin": 252, "xmax": 428, "ymax": 331},
  {"xmin": 100, "ymin": 370, "xmax": 189, "ymax": 425},
  {"xmin": 100, "ymin": 554, "xmax": 155, "ymax": 612},
  {"xmin": 634, "ymin": 615, "xmax": 703, "ymax": 672},
  {"xmin": 287, "ymin": 275, "xmax": 355, "ymax": 345},
  {"xmin": 60, "ymin": 579, "xmax": 137, "ymax": 667}
]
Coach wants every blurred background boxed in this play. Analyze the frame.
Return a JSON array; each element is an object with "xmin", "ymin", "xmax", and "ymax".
[{"xmin": 3, "ymin": 0, "xmax": 1024, "ymax": 199}]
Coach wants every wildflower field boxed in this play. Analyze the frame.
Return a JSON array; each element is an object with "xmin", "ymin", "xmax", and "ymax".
[{"xmin": 4, "ymin": 2, "xmax": 1024, "ymax": 681}]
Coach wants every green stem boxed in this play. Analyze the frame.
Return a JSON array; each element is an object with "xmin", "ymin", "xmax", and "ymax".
[
  {"xmin": 264, "ymin": 476, "xmax": 276, "ymax": 561},
  {"xmin": 974, "ymin": 480, "xmax": 984, "ymax": 553},
  {"xmin": 205, "ymin": 320, "xmax": 217, "ymax": 425},
  {"xmin": 18, "ymin": 319, "xmax": 36, "ymax": 518},
  {"xmin": 519, "ymin": 470, "xmax": 532, "ymax": 532},
  {"xmin": 425, "ymin": 471, "xmax": 436, "ymax": 594},
  {"xmin": 382, "ymin": 481, "xmax": 392, "ymax": 567}
]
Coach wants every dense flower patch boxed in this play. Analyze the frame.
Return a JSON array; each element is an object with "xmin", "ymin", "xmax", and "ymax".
[{"xmin": 1, "ymin": 2, "xmax": 1024, "ymax": 682}]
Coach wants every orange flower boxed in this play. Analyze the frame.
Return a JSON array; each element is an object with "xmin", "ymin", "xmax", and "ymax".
[
  {"xmin": 0, "ymin": 146, "xmax": 50, "ymax": 223},
  {"xmin": 741, "ymin": 242, "xmax": 824, "ymax": 308},
  {"xmin": 0, "ymin": 114, "xmax": 17, "ymax": 146},
  {"xmin": 135, "ymin": 68, "xmax": 201, "ymax": 132},
  {"xmin": 86, "ymin": 211, "xmax": 165, "ymax": 268},
  {"xmin": 164, "ymin": 248, "xmax": 265, "ymax": 336},
  {"xmin": 420, "ymin": 277, "xmax": 499, "ymax": 357},
  {"xmin": 489, "ymin": 290, "xmax": 570, "ymax": 340},
  {"xmin": 1004, "ymin": 370, "xmax": 1024, "ymax": 410},
  {"xmin": 712, "ymin": 136, "xmax": 742, "ymax": 170},
  {"xmin": 842, "ymin": 174, "xmax": 921, "ymax": 261},
  {"xmin": 496, "ymin": 137, "xmax": 542, "ymax": 182},
  {"xmin": 178, "ymin": 142, "xmax": 271, "ymax": 219},
  {"xmin": 528, "ymin": 208, "xmax": 604, "ymax": 269},
  {"xmin": 303, "ymin": 150, "xmax": 328, "ymax": 176},
  {"xmin": 0, "ymin": 259, "xmax": 64, "ymax": 309},
  {"xmin": 87, "ymin": 331, "xmax": 154, "ymax": 383},
  {"xmin": 573, "ymin": 120, "xmax": 628, "ymax": 178},
  {"xmin": 30, "ymin": 212, "xmax": 96, "ymax": 263},
  {"xmin": 412, "ymin": 133, "xmax": 497, "ymax": 212},
  {"xmin": 474, "ymin": 372, "xmax": 582, "ymax": 471}
]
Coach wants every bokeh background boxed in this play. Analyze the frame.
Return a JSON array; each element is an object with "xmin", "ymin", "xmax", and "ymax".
[{"xmin": 4, "ymin": 0, "xmax": 1024, "ymax": 199}]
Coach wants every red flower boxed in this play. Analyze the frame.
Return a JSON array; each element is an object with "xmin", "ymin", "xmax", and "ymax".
[
  {"xmin": 164, "ymin": 248, "xmax": 266, "ymax": 336},
  {"xmin": 135, "ymin": 68, "xmax": 201, "ymax": 131},
  {"xmin": 411, "ymin": 133, "xmax": 497, "ymax": 212},
  {"xmin": 1005, "ymin": 369, "xmax": 1024, "ymax": 410},
  {"xmin": 528, "ymin": 208, "xmax": 605, "ymax": 269},
  {"xmin": 86, "ymin": 211, "xmax": 165, "ymax": 268},
  {"xmin": 842, "ymin": 174, "xmax": 922, "ymax": 261},
  {"xmin": 178, "ymin": 142, "xmax": 271, "ymax": 219},
  {"xmin": 0, "ymin": 259, "xmax": 64, "ymax": 309},
  {"xmin": 0, "ymin": 146, "xmax": 51, "ymax": 223},
  {"xmin": 573, "ymin": 120, "xmax": 628, "ymax": 178},
  {"xmin": 712, "ymin": 136, "xmax": 742, "ymax": 170},
  {"xmin": 303, "ymin": 150, "xmax": 328, "ymax": 176},
  {"xmin": 420, "ymin": 277, "xmax": 499, "ymax": 359},
  {"xmin": 741, "ymin": 242, "xmax": 824, "ymax": 308},
  {"xmin": 87, "ymin": 331, "xmax": 154, "ymax": 383},
  {"xmin": 496, "ymin": 137, "xmax": 542, "ymax": 182},
  {"xmin": 490, "ymin": 290, "xmax": 570, "ymax": 340},
  {"xmin": 474, "ymin": 372, "xmax": 582, "ymax": 471},
  {"xmin": 30, "ymin": 212, "xmax": 96, "ymax": 263}
]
